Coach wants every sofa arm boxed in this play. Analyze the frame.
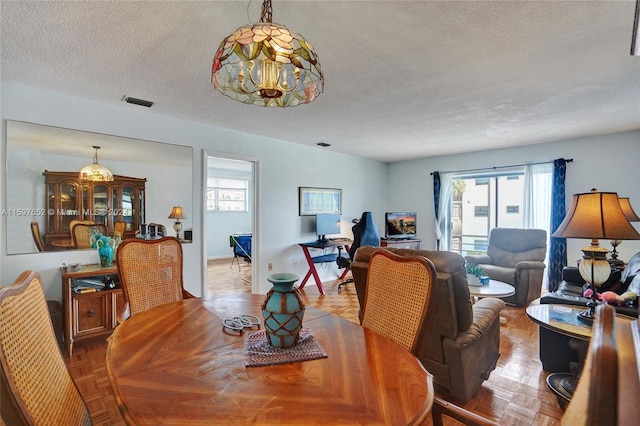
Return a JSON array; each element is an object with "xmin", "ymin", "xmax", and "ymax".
[
  {"xmin": 465, "ymin": 254, "xmax": 492, "ymax": 265},
  {"xmin": 562, "ymin": 266, "xmax": 586, "ymax": 284}
]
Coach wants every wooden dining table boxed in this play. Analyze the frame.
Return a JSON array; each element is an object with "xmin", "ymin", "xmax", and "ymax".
[
  {"xmin": 50, "ymin": 238, "xmax": 75, "ymax": 250},
  {"xmin": 106, "ymin": 294, "xmax": 434, "ymax": 425}
]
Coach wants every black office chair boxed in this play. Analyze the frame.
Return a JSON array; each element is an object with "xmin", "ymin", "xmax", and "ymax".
[{"xmin": 336, "ymin": 212, "xmax": 381, "ymax": 293}]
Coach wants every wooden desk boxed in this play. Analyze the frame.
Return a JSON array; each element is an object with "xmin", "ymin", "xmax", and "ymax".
[
  {"xmin": 106, "ymin": 294, "xmax": 433, "ymax": 425},
  {"xmin": 298, "ymin": 240, "xmax": 352, "ymax": 294}
]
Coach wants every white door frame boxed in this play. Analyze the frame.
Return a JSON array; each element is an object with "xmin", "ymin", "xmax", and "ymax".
[{"xmin": 201, "ymin": 150, "xmax": 260, "ymax": 294}]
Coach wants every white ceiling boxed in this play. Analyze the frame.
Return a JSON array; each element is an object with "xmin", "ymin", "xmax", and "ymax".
[{"xmin": 2, "ymin": 1, "xmax": 639, "ymax": 163}]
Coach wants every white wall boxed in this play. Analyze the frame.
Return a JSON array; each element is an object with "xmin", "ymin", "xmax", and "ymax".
[
  {"xmin": 1, "ymin": 82, "xmax": 388, "ymax": 299},
  {"xmin": 207, "ymin": 212, "xmax": 251, "ymax": 259},
  {"xmin": 388, "ymin": 131, "xmax": 640, "ymax": 262}
]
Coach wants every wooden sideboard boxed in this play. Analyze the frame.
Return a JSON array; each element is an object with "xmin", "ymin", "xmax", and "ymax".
[
  {"xmin": 61, "ymin": 264, "xmax": 124, "ymax": 356},
  {"xmin": 380, "ymin": 238, "xmax": 421, "ymax": 250}
]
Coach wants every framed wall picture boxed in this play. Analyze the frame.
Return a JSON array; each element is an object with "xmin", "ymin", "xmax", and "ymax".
[{"xmin": 298, "ymin": 187, "xmax": 342, "ymax": 216}]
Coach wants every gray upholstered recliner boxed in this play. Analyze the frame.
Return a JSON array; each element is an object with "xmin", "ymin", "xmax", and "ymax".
[
  {"xmin": 464, "ymin": 228, "xmax": 547, "ymax": 306},
  {"xmin": 351, "ymin": 246, "xmax": 505, "ymax": 403}
]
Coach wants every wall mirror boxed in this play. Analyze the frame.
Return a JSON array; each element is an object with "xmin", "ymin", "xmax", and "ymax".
[{"xmin": 5, "ymin": 120, "xmax": 193, "ymax": 255}]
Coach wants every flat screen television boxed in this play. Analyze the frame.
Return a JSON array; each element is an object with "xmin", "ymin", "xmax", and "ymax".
[
  {"xmin": 385, "ymin": 212, "xmax": 417, "ymax": 239},
  {"xmin": 316, "ymin": 214, "xmax": 341, "ymax": 242}
]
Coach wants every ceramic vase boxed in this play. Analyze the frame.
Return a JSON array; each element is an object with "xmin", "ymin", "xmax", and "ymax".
[
  {"xmin": 97, "ymin": 238, "xmax": 115, "ymax": 267},
  {"xmin": 261, "ymin": 273, "xmax": 305, "ymax": 348}
]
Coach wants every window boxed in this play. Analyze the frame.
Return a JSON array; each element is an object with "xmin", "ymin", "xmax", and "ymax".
[
  {"xmin": 475, "ymin": 206, "xmax": 489, "ymax": 217},
  {"xmin": 474, "ymin": 239, "xmax": 488, "ymax": 252},
  {"xmin": 207, "ymin": 178, "xmax": 248, "ymax": 212},
  {"xmin": 450, "ymin": 170, "xmax": 525, "ymax": 256}
]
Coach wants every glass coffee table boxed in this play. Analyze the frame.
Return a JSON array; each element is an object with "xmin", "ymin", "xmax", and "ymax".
[{"xmin": 526, "ymin": 303, "xmax": 635, "ymax": 406}]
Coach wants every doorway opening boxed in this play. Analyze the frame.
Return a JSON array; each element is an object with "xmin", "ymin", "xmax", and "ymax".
[{"xmin": 204, "ymin": 153, "xmax": 258, "ymax": 295}]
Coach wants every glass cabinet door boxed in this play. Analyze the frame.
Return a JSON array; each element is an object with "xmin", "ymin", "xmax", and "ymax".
[
  {"xmin": 59, "ymin": 180, "xmax": 79, "ymax": 233},
  {"xmin": 93, "ymin": 184, "xmax": 108, "ymax": 227},
  {"xmin": 138, "ymin": 189, "xmax": 145, "ymax": 231},
  {"xmin": 121, "ymin": 185, "xmax": 135, "ymax": 231}
]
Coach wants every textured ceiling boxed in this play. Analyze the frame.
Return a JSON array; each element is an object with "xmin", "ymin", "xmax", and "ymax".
[{"xmin": 2, "ymin": 1, "xmax": 639, "ymax": 163}]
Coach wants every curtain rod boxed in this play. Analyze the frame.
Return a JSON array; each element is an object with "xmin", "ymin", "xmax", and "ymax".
[{"xmin": 430, "ymin": 158, "xmax": 573, "ymax": 176}]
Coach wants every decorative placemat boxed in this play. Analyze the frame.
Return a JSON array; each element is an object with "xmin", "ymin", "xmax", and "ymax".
[{"xmin": 244, "ymin": 327, "xmax": 328, "ymax": 367}]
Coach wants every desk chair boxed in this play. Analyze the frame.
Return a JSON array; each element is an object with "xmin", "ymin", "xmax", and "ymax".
[
  {"xmin": 116, "ymin": 236, "xmax": 195, "ymax": 320},
  {"xmin": 230, "ymin": 234, "xmax": 252, "ymax": 271},
  {"xmin": 30, "ymin": 221, "xmax": 46, "ymax": 251},
  {"xmin": 336, "ymin": 212, "xmax": 380, "ymax": 293},
  {"xmin": 362, "ymin": 249, "xmax": 496, "ymax": 426},
  {"xmin": 0, "ymin": 271, "xmax": 92, "ymax": 425}
]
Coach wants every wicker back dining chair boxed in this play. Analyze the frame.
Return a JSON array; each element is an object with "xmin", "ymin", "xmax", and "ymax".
[
  {"xmin": 71, "ymin": 222, "xmax": 107, "ymax": 249},
  {"xmin": 30, "ymin": 221, "xmax": 46, "ymax": 252},
  {"xmin": 0, "ymin": 270, "xmax": 92, "ymax": 425},
  {"xmin": 362, "ymin": 249, "xmax": 497, "ymax": 426},
  {"xmin": 361, "ymin": 249, "xmax": 437, "ymax": 354},
  {"xmin": 113, "ymin": 220, "xmax": 127, "ymax": 237},
  {"xmin": 116, "ymin": 236, "xmax": 195, "ymax": 319}
]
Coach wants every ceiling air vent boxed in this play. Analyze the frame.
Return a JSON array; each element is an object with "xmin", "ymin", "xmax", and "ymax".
[{"xmin": 123, "ymin": 96, "xmax": 154, "ymax": 108}]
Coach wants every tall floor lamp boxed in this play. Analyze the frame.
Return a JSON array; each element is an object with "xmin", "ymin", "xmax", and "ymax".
[{"xmin": 551, "ymin": 190, "xmax": 640, "ymax": 322}]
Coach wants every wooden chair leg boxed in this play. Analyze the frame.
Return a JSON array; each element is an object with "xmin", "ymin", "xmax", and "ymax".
[{"xmin": 431, "ymin": 397, "xmax": 497, "ymax": 426}]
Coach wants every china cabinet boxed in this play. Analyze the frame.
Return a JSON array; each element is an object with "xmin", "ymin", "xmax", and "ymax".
[{"xmin": 43, "ymin": 171, "xmax": 146, "ymax": 248}]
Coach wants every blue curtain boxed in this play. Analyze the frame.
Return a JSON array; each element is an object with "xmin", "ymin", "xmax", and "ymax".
[
  {"xmin": 433, "ymin": 172, "xmax": 441, "ymax": 250},
  {"xmin": 548, "ymin": 158, "xmax": 569, "ymax": 291}
]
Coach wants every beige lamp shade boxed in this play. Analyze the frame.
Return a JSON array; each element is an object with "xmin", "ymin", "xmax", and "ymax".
[
  {"xmin": 552, "ymin": 191, "xmax": 640, "ymax": 288},
  {"xmin": 618, "ymin": 197, "xmax": 640, "ymax": 222},
  {"xmin": 168, "ymin": 206, "xmax": 186, "ymax": 220},
  {"xmin": 551, "ymin": 191, "xmax": 640, "ymax": 242}
]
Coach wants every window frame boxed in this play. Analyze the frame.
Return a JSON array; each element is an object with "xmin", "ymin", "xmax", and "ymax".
[{"xmin": 207, "ymin": 177, "xmax": 249, "ymax": 212}]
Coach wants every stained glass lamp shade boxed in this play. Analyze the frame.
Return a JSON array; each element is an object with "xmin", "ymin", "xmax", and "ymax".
[
  {"xmin": 211, "ymin": 0, "xmax": 323, "ymax": 107},
  {"xmin": 79, "ymin": 146, "xmax": 113, "ymax": 182}
]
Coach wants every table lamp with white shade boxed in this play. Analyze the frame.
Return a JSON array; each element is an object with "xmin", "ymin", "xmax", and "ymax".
[{"xmin": 551, "ymin": 190, "xmax": 640, "ymax": 322}]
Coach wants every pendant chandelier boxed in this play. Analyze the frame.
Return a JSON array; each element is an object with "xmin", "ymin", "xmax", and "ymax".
[
  {"xmin": 79, "ymin": 146, "xmax": 114, "ymax": 182},
  {"xmin": 211, "ymin": 0, "xmax": 323, "ymax": 107}
]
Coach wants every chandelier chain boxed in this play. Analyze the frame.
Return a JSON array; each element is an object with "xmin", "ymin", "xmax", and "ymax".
[{"xmin": 260, "ymin": 0, "xmax": 272, "ymax": 23}]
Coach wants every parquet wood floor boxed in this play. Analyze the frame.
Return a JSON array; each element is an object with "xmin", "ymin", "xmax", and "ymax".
[{"xmin": 62, "ymin": 259, "xmax": 564, "ymax": 425}]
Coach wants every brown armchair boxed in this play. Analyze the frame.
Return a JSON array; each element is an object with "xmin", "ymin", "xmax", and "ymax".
[
  {"xmin": 351, "ymin": 246, "xmax": 505, "ymax": 403},
  {"xmin": 464, "ymin": 228, "xmax": 547, "ymax": 306}
]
